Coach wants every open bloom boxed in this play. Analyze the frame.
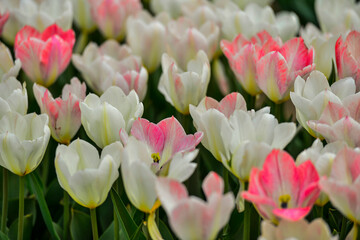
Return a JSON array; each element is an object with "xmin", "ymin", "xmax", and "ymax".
[
  {"xmin": 126, "ymin": 11, "xmax": 168, "ymax": 72},
  {"xmin": 55, "ymin": 139, "xmax": 122, "ymax": 209},
  {"xmin": 155, "ymin": 172, "xmax": 235, "ymax": 240},
  {"xmin": 190, "ymin": 92, "xmax": 247, "ymax": 161},
  {"xmin": 14, "ymin": 24, "xmax": 75, "ymax": 87},
  {"xmin": 296, "ymin": 139, "xmax": 347, "ymax": 206},
  {"xmin": 72, "ymin": 40, "xmax": 148, "ymax": 100},
  {"xmin": 88, "ymin": 0, "xmax": 142, "ymax": 40},
  {"xmin": 0, "ymin": 77, "xmax": 27, "ymax": 118},
  {"xmin": 319, "ymin": 147, "xmax": 360, "ymax": 224},
  {"xmin": 0, "ymin": 111, "xmax": 50, "ymax": 176},
  {"xmin": 260, "ymin": 218, "xmax": 337, "ymax": 240},
  {"xmin": 158, "ymin": 51, "xmax": 210, "ymax": 115},
  {"xmin": 336, "ymin": 30, "xmax": 360, "ymax": 91},
  {"xmin": 0, "ymin": 41, "xmax": 21, "ymax": 81},
  {"xmin": 80, "ymin": 86, "xmax": 143, "ymax": 148},
  {"xmin": 290, "ymin": 71, "xmax": 357, "ymax": 138},
  {"xmin": 242, "ymin": 149, "xmax": 320, "ymax": 223},
  {"xmin": 33, "ymin": 78, "xmax": 86, "ymax": 144}
]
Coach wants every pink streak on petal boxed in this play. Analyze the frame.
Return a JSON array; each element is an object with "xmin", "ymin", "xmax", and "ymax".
[
  {"xmin": 273, "ymin": 207, "xmax": 311, "ymax": 221},
  {"xmin": 131, "ymin": 118, "xmax": 165, "ymax": 153},
  {"xmin": 202, "ymin": 172, "xmax": 224, "ymax": 200}
]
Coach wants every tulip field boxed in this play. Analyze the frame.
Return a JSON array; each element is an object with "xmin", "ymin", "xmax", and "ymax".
[{"xmin": 1, "ymin": 0, "xmax": 360, "ymax": 239}]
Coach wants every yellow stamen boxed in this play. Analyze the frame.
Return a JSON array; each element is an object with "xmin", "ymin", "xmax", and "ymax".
[
  {"xmin": 279, "ymin": 194, "xmax": 291, "ymax": 209},
  {"xmin": 151, "ymin": 153, "xmax": 161, "ymax": 163}
]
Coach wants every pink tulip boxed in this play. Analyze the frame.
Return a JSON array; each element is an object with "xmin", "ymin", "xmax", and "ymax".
[
  {"xmin": 155, "ymin": 172, "xmax": 235, "ymax": 240},
  {"xmin": 15, "ymin": 24, "xmax": 75, "ymax": 87},
  {"xmin": 33, "ymin": 78, "xmax": 86, "ymax": 144},
  {"xmin": 336, "ymin": 30, "xmax": 360, "ymax": 91},
  {"xmin": 242, "ymin": 149, "xmax": 320, "ymax": 223},
  {"xmin": 0, "ymin": 12, "xmax": 9, "ymax": 35},
  {"xmin": 319, "ymin": 147, "xmax": 360, "ymax": 224},
  {"xmin": 89, "ymin": 0, "xmax": 142, "ymax": 40},
  {"xmin": 126, "ymin": 116, "xmax": 203, "ymax": 168}
]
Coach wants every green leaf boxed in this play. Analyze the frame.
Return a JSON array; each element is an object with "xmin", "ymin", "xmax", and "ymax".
[
  {"xmin": 0, "ymin": 231, "xmax": 9, "ymax": 240},
  {"xmin": 130, "ymin": 222, "xmax": 143, "ymax": 240},
  {"xmin": 28, "ymin": 173, "xmax": 60, "ymax": 240},
  {"xmin": 100, "ymin": 222, "xmax": 114, "ymax": 240},
  {"xmin": 159, "ymin": 219, "xmax": 174, "ymax": 240},
  {"xmin": 70, "ymin": 209, "xmax": 91, "ymax": 240},
  {"xmin": 8, "ymin": 214, "xmax": 33, "ymax": 240},
  {"xmin": 110, "ymin": 188, "xmax": 145, "ymax": 240}
]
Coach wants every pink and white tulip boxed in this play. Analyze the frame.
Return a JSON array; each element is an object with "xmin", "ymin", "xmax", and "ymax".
[
  {"xmin": 80, "ymin": 86, "xmax": 143, "ymax": 149},
  {"xmin": 166, "ymin": 17, "xmax": 219, "ymax": 70},
  {"xmin": 14, "ymin": 24, "xmax": 75, "ymax": 87},
  {"xmin": 336, "ymin": 30, "xmax": 360, "ymax": 91},
  {"xmin": 0, "ymin": 77, "xmax": 27, "ymax": 118},
  {"xmin": 319, "ymin": 147, "xmax": 360, "ymax": 224},
  {"xmin": 126, "ymin": 11, "xmax": 169, "ymax": 72},
  {"xmin": 0, "ymin": 42, "xmax": 21, "ymax": 81},
  {"xmin": 88, "ymin": 0, "xmax": 142, "ymax": 40},
  {"xmin": 260, "ymin": 218, "xmax": 337, "ymax": 240},
  {"xmin": 155, "ymin": 172, "xmax": 235, "ymax": 240},
  {"xmin": 190, "ymin": 92, "xmax": 247, "ymax": 161},
  {"xmin": 0, "ymin": 11, "xmax": 9, "ymax": 35},
  {"xmin": 158, "ymin": 51, "xmax": 211, "ymax": 115},
  {"xmin": 33, "ymin": 78, "xmax": 86, "ymax": 145},
  {"xmin": 72, "ymin": 40, "xmax": 148, "ymax": 100},
  {"xmin": 242, "ymin": 149, "xmax": 320, "ymax": 223}
]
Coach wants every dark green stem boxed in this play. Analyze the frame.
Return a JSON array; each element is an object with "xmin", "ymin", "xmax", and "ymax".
[
  {"xmin": 74, "ymin": 31, "xmax": 89, "ymax": 54},
  {"xmin": 41, "ymin": 156, "xmax": 49, "ymax": 187},
  {"xmin": 243, "ymin": 200, "xmax": 251, "ymax": 240},
  {"xmin": 1, "ymin": 168, "xmax": 8, "ymax": 232},
  {"xmin": 113, "ymin": 181, "xmax": 119, "ymax": 240},
  {"xmin": 223, "ymin": 167, "xmax": 229, "ymax": 193},
  {"xmin": 63, "ymin": 192, "xmax": 70, "ymax": 240},
  {"xmin": 90, "ymin": 208, "xmax": 98, "ymax": 240},
  {"xmin": 340, "ymin": 216, "xmax": 348, "ymax": 240},
  {"xmin": 356, "ymin": 223, "xmax": 360, "ymax": 240},
  {"xmin": 17, "ymin": 176, "xmax": 25, "ymax": 240}
]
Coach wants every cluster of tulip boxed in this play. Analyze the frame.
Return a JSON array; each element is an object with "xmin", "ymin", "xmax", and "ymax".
[{"xmin": 0, "ymin": 0, "xmax": 360, "ymax": 240}]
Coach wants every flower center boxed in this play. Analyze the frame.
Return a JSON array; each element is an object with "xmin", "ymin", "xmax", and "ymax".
[
  {"xmin": 279, "ymin": 194, "xmax": 291, "ymax": 209},
  {"xmin": 151, "ymin": 153, "xmax": 160, "ymax": 163}
]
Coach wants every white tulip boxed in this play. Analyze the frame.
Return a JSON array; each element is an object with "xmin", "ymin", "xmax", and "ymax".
[
  {"xmin": 0, "ymin": 42, "xmax": 21, "ymax": 81},
  {"xmin": 0, "ymin": 77, "xmax": 27, "ymax": 118}
]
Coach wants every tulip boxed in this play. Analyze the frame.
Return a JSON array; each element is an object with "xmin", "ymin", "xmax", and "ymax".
[
  {"xmin": 72, "ymin": 40, "xmax": 148, "ymax": 100},
  {"xmin": 230, "ymin": 0, "xmax": 273, "ymax": 9},
  {"xmin": 166, "ymin": 17, "xmax": 219, "ymax": 70},
  {"xmin": 33, "ymin": 78, "xmax": 86, "ymax": 144},
  {"xmin": 126, "ymin": 11, "xmax": 168, "ymax": 72},
  {"xmin": 0, "ymin": 11, "xmax": 9, "ymax": 35},
  {"xmin": 88, "ymin": 0, "xmax": 142, "ymax": 40},
  {"xmin": 260, "ymin": 218, "xmax": 337, "ymax": 240},
  {"xmin": 158, "ymin": 51, "xmax": 210, "ymax": 115},
  {"xmin": 336, "ymin": 30, "xmax": 360, "ymax": 91},
  {"xmin": 80, "ymin": 86, "xmax": 143, "ymax": 148},
  {"xmin": 0, "ymin": 111, "xmax": 50, "ymax": 176},
  {"xmin": 150, "ymin": 0, "xmax": 188, "ymax": 18},
  {"xmin": 296, "ymin": 139, "xmax": 347, "ymax": 206},
  {"xmin": 190, "ymin": 92, "xmax": 247, "ymax": 161},
  {"xmin": 319, "ymin": 147, "xmax": 360, "ymax": 224},
  {"xmin": 14, "ymin": 24, "xmax": 75, "ymax": 87},
  {"xmin": 155, "ymin": 172, "xmax": 235, "ymax": 240},
  {"xmin": 71, "ymin": 0, "xmax": 96, "ymax": 33},
  {"xmin": 0, "ymin": 77, "xmax": 27, "ymax": 118},
  {"xmin": 217, "ymin": 3, "xmax": 299, "ymax": 41},
  {"xmin": 242, "ymin": 149, "xmax": 320, "ymax": 223},
  {"xmin": 290, "ymin": 71, "xmax": 357, "ymax": 138},
  {"xmin": 213, "ymin": 58, "xmax": 231, "ymax": 96},
  {"xmin": 0, "ymin": 42, "xmax": 21, "ymax": 81}
]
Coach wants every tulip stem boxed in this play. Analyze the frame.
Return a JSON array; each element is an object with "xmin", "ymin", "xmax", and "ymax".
[
  {"xmin": 90, "ymin": 208, "xmax": 98, "ymax": 240},
  {"xmin": 17, "ymin": 176, "xmax": 25, "ymax": 240},
  {"xmin": 223, "ymin": 167, "xmax": 229, "ymax": 192},
  {"xmin": 1, "ymin": 168, "xmax": 8, "ymax": 232},
  {"xmin": 355, "ymin": 223, "xmax": 360, "ymax": 240},
  {"xmin": 243, "ymin": 200, "xmax": 251, "ymax": 240},
  {"xmin": 63, "ymin": 191, "xmax": 70, "ymax": 240},
  {"xmin": 74, "ymin": 31, "xmax": 89, "ymax": 54},
  {"xmin": 340, "ymin": 216, "xmax": 348, "ymax": 240}
]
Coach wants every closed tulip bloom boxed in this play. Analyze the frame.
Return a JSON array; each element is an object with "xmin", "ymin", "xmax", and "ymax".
[
  {"xmin": 290, "ymin": 71, "xmax": 356, "ymax": 138},
  {"xmin": 0, "ymin": 41, "xmax": 21, "ymax": 81},
  {"xmin": 88, "ymin": 0, "xmax": 141, "ymax": 40},
  {"xmin": 190, "ymin": 92, "xmax": 247, "ymax": 161},
  {"xmin": 33, "ymin": 78, "xmax": 86, "ymax": 144},
  {"xmin": 126, "ymin": 11, "xmax": 168, "ymax": 72},
  {"xmin": 71, "ymin": 0, "xmax": 96, "ymax": 32},
  {"xmin": 159, "ymin": 51, "xmax": 210, "ymax": 115},
  {"xmin": 155, "ymin": 172, "xmax": 235, "ymax": 240},
  {"xmin": 166, "ymin": 17, "xmax": 219, "ymax": 70},
  {"xmin": 242, "ymin": 149, "xmax": 320, "ymax": 223},
  {"xmin": 296, "ymin": 139, "xmax": 347, "ymax": 206},
  {"xmin": 80, "ymin": 86, "xmax": 143, "ymax": 149},
  {"xmin": 319, "ymin": 147, "xmax": 360, "ymax": 223},
  {"xmin": 0, "ymin": 77, "xmax": 27, "ymax": 118},
  {"xmin": 336, "ymin": 30, "xmax": 360, "ymax": 91},
  {"xmin": 150, "ymin": 0, "xmax": 190, "ymax": 18},
  {"xmin": 256, "ymin": 36, "xmax": 315, "ymax": 103},
  {"xmin": 0, "ymin": 111, "xmax": 50, "ymax": 176},
  {"xmin": 14, "ymin": 24, "xmax": 75, "ymax": 87},
  {"xmin": 260, "ymin": 219, "xmax": 337, "ymax": 240},
  {"xmin": 72, "ymin": 40, "xmax": 148, "ymax": 100},
  {"xmin": 55, "ymin": 139, "xmax": 122, "ymax": 209}
]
